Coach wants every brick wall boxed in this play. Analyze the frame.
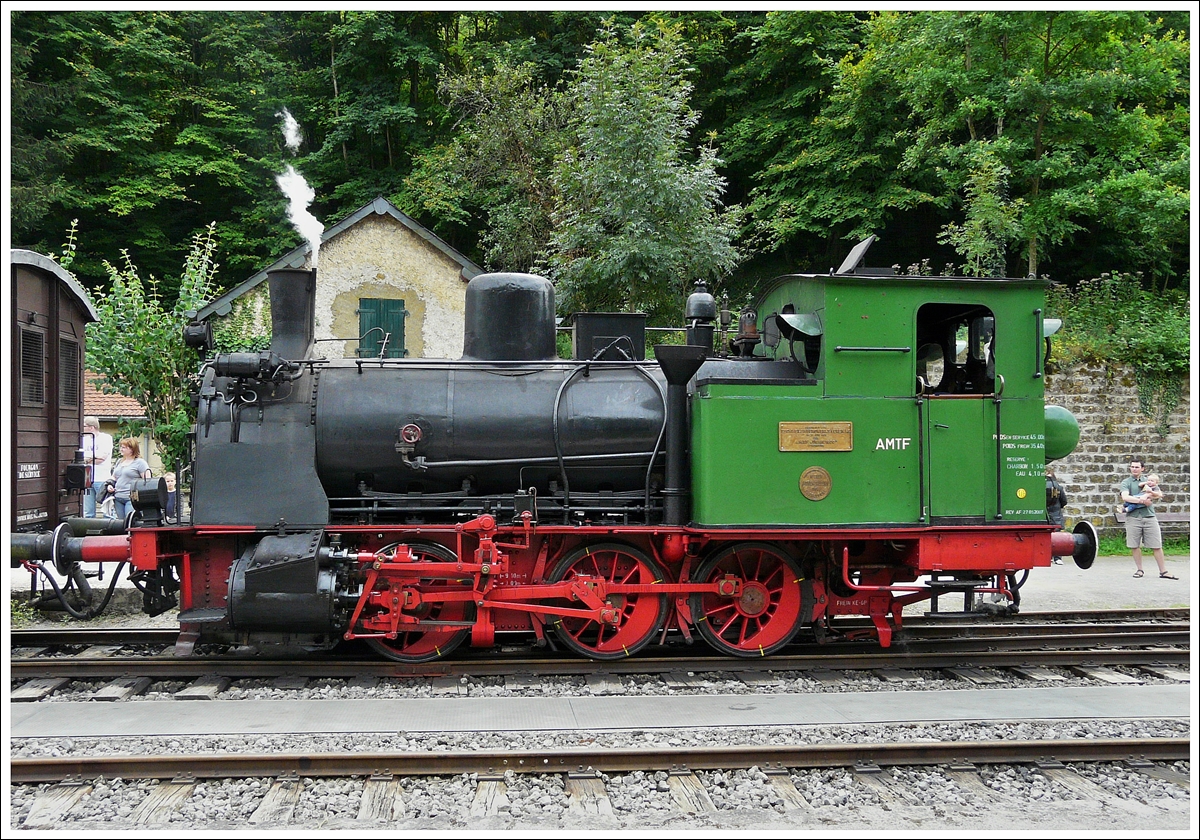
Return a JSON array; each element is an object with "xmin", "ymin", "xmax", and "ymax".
[{"xmin": 1045, "ymin": 363, "xmax": 1190, "ymax": 535}]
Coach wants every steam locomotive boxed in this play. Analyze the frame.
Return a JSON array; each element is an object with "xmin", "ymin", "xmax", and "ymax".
[{"xmin": 12, "ymin": 238, "xmax": 1097, "ymax": 661}]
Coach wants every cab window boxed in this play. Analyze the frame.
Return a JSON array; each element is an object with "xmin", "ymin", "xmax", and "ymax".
[{"xmin": 916, "ymin": 304, "xmax": 995, "ymax": 395}]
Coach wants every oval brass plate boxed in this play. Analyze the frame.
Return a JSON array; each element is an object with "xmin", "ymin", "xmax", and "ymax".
[{"xmin": 799, "ymin": 466, "xmax": 832, "ymax": 501}]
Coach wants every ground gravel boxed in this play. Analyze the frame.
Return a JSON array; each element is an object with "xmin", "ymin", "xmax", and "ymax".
[
  {"xmin": 16, "ymin": 661, "xmax": 1188, "ymax": 704},
  {"xmin": 11, "ymin": 717, "xmax": 1189, "ymax": 760}
]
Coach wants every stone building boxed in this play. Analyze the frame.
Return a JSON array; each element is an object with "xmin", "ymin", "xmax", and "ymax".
[
  {"xmin": 1045, "ymin": 362, "xmax": 1190, "ymax": 535},
  {"xmin": 198, "ymin": 197, "xmax": 482, "ymax": 359}
]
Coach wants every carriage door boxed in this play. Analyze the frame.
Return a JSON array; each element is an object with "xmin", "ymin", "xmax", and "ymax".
[{"xmin": 916, "ymin": 304, "xmax": 996, "ymax": 521}]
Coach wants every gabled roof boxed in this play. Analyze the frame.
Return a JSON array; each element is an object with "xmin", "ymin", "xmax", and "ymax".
[
  {"xmin": 11, "ymin": 249, "xmax": 100, "ymax": 322},
  {"xmin": 196, "ymin": 196, "xmax": 482, "ymax": 320}
]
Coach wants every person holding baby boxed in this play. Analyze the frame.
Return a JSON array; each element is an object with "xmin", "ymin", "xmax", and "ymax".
[{"xmin": 1119, "ymin": 458, "xmax": 1175, "ymax": 579}]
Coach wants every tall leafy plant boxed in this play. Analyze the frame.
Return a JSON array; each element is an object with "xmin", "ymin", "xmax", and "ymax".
[
  {"xmin": 937, "ymin": 142, "xmax": 1024, "ymax": 277},
  {"xmin": 85, "ymin": 224, "xmax": 222, "ymax": 471}
]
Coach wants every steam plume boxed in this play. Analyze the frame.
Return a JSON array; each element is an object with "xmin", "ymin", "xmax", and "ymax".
[
  {"xmin": 275, "ymin": 110, "xmax": 323, "ymax": 266},
  {"xmin": 276, "ymin": 165, "xmax": 324, "ymax": 268},
  {"xmin": 277, "ymin": 108, "xmax": 302, "ymax": 154}
]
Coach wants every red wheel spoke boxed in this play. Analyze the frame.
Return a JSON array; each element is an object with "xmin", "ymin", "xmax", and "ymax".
[{"xmin": 363, "ymin": 543, "xmax": 472, "ymax": 664}]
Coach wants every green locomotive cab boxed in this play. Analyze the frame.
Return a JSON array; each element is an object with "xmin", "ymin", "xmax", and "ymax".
[{"xmin": 691, "ymin": 241, "xmax": 1079, "ymax": 530}]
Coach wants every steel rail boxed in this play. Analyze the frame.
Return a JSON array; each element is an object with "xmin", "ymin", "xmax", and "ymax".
[
  {"xmin": 10, "ymin": 738, "xmax": 1189, "ymax": 785},
  {"xmin": 10, "ymin": 617, "xmax": 1189, "ymax": 652},
  {"xmin": 10, "ymin": 646, "xmax": 1189, "ymax": 681}
]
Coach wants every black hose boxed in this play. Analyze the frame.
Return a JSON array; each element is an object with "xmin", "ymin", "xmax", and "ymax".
[
  {"xmin": 634, "ymin": 363, "xmax": 668, "ymax": 523},
  {"xmin": 1006, "ymin": 572, "xmax": 1022, "ymax": 612},
  {"xmin": 551, "ymin": 336, "xmax": 641, "ymax": 524},
  {"xmin": 551, "ymin": 366, "xmax": 585, "ymax": 523},
  {"xmin": 29, "ymin": 560, "xmax": 129, "ymax": 620}
]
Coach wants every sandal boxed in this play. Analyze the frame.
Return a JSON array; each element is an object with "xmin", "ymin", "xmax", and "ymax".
[
  {"xmin": 1133, "ymin": 570, "xmax": 1144, "ymax": 577},
  {"xmin": 1160, "ymin": 572, "xmax": 1178, "ymax": 580}
]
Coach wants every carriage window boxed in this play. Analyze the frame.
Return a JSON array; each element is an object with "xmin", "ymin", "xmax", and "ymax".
[
  {"xmin": 20, "ymin": 328, "xmax": 45, "ymax": 405},
  {"xmin": 60, "ymin": 338, "xmax": 80, "ymax": 407},
  {"xmin": 916, "ymin": 304, "xmax": 995, "ymax": 395}
]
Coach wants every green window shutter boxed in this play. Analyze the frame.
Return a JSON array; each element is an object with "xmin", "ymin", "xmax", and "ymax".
[{"xmin": 358, "ymin": 298, "xmax": 407, "ymax": 358}]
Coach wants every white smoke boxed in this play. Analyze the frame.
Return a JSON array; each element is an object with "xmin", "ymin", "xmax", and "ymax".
[
  {"xmin": 277, "ymin": 108, "xmax": 302, "ymax": 154},
  {"xmin": 275, "ymin": 109, "xmax": 323, "ymax": 267},
  {"xmin": 276, "ymin": 165, "xmax": 324, "ymax": 268}
]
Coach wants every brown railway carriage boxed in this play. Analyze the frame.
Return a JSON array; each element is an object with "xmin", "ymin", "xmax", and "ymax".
[{"xmin": 11, "ymin": 250, "xmax": 98, "ymax": 532}]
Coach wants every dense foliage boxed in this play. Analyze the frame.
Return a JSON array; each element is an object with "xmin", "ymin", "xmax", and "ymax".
[
  {"xmin": 13, "ymin": 10, "xmax": 1191, "ymax": 321},
  {"xmin": 546, "ymin": 20, "xmax": 740, "ymax": 321}
]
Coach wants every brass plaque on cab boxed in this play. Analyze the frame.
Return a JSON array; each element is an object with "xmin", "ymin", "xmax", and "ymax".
[
  {"xmin": 799, "ymin": 466, "xmax": 832, "ymax": 501},
  {"xmin": 779, "ymin": 422, "xmax": 853, "ymax": 452}
]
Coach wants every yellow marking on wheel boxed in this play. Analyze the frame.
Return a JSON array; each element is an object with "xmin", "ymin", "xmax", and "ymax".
[
  {"xmin": 623, "ymin": 645, "xmax": 630, "ymax": 656},
  {"xmin": 435, "ymin": 646, "xmax": 442, "ymax": 656},
  {"xmin": 759, "ymin": 645, "xmax": 766, "ymax": 657}
]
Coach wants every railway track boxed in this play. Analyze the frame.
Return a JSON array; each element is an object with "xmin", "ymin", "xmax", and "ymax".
[
  {"xmin": 10, "ymin": 609, "xmax": 1189, "ymax": 691},
  {"xmin": 12, "ymin": 738, "xmax": 1190, "ymax": 828},
  {"xmin": 12, "ymin": 607, "xmax": 1188, "ymax": 650},
  {"xmin": 12, "ymin": 610, "xmax": 1190, "ymax": 828},
  {"xmin": 11, "ymin": 736, "xmax": 1189, "ymax": 783}
]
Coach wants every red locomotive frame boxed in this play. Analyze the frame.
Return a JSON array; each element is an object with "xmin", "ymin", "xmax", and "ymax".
[{"xmin": 61, "ymin": 513, "xmax": 1080, "ymax": 660}]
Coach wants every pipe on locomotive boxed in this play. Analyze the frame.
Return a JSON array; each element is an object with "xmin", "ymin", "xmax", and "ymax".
[{"xmin": 653, "ymin": 344, "xmax": 708, "ymax": 526}]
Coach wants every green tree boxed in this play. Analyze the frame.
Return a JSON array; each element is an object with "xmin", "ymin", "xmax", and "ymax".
[
  {"xmin": 85, "ymin": 224, "xmax": 222, "ymax": 471},
  {"xmin": 12, "ymin": 11, "xmax": 299, "ymax": 288},
  {"xmin": 833, "ymin": 11, "xmax": 1190, "ymax": 283},
  {"xmin": 717, "ymin": 11, "xmax": 874, "ymax": 273},
  {"xmin": 547, "ymin": 19, "xmax": 741, "ymax": 323},
  {"xmin": 10, "ymin": 12, "xmax": 79, "ymax": 238},
  {"xmin": 404, "ymin": 56, "xmax": 571, "ymax": 271}
]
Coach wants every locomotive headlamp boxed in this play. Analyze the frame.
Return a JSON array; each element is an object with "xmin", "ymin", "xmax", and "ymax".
[
  {"xmin": 131, "ymin": 477, "xmax": 169, "ymax": 526},
  {"xmin": 64, "ymin": 449, "xmax": 89, "ymax": 491}
]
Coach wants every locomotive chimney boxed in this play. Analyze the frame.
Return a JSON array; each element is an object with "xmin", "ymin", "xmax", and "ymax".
[
  {"xmin": 267, "ymin": 267, "xmax": 317, "ymax": 360},
  {"xmin": 653, "ymin": 344, "xmax": 708, "ymax": 526}
]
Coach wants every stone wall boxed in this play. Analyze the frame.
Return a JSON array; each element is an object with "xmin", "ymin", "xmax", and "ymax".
[
  {"xmin": 1044, "ymin": 362, "xmax": 1190, "ymax": 535},
  {"xmin": 318, "ymin": 215, "xmax": 468, "ymax": 360}
]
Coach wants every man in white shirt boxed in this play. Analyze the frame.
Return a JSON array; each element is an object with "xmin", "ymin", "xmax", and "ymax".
[{"xmin": 82, "ymin": 416, "xmax": 113, "ymax": 518}]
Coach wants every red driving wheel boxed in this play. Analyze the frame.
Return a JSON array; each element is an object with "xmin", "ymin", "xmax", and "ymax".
[
  {"xmin": 689, "ymin": 542, "xmax": 805, "ymax": 657},
  {"xmin": 546, "ymin": 542, "xmax": 667, "ymax": 661}
]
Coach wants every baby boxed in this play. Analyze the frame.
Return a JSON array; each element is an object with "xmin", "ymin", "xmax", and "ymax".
[{"xmin": 1123, "ymin": 473, "xmax": 1161, "ymax": 514}]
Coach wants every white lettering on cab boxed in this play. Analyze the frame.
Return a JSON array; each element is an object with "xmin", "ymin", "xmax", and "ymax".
[{"xmin": 875, "ymin": 437, "xmax": 912, "ymax": 451}]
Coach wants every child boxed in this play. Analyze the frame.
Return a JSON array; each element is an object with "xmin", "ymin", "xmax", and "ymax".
[
  {"xmin": 163, "ymin": 472, "xmax": 177, "ymax": 521},
  {"xmin": 1123, "ymin": 473, "xmax": 1161, "ymax": 514}
]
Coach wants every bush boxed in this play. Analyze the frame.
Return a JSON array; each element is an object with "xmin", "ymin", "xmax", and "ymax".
[{"xmin": 1047, "ymin": 272, "xmax": 1189, "ymax": 435}]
